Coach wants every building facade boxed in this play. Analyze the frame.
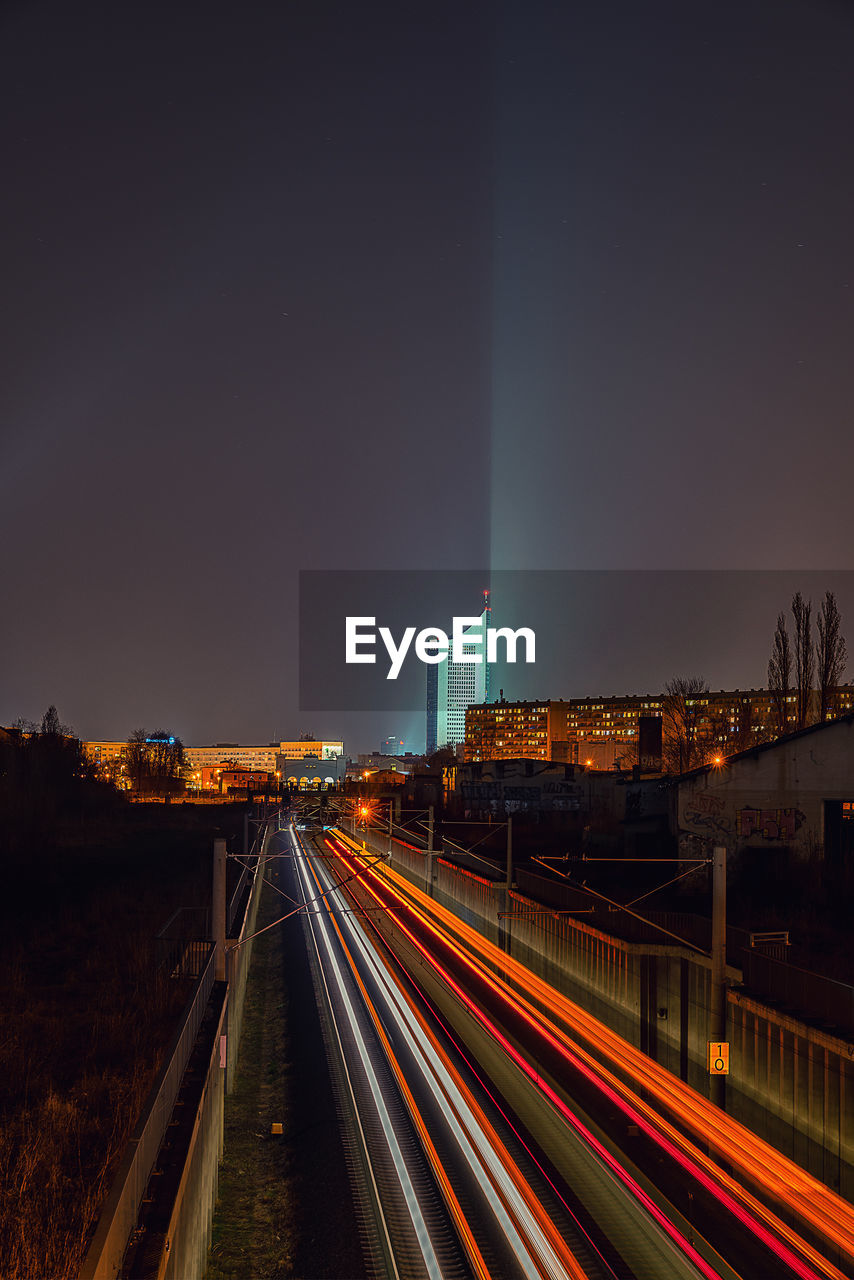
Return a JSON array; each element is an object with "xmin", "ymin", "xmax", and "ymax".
[
  {"xmin": 277, "ymin": 753, "xmax": 347, "ymax": 787},
  {"xmin": 464, "ymin": 686, "xmax": 854, "ymax": 767},
  {"xmin": 464, "ymin": 700, "xmax": 568, "ymax": 763},
  {"xmin": 277, "ymin": 738, "xmax": 343, "ymax": 760},
  {"xmin": 84, "ymin": 737, "xmax": 344, "ymax": 785},
  {"xmin": 184, "ymin": 743, "xmax": 280, "ymax": 773},
  {"xmin": 426, "ymin": 596, "xmax": 491, "ymax": 753},
  {"xmin": 184, "ymin": 739, "xmax": 344, "ymax": 773}
]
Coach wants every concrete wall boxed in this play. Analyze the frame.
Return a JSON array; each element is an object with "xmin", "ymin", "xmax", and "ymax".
[{"xmin": 678, "ymin": 715, "xmax": 854, "ymax": 857}]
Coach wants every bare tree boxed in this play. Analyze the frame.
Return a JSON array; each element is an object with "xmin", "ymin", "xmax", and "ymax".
[
  {"xmin": 662, "ymin": 676, "xmax": 709, "ymax": 773},
  {"xmin": 126, "ymin": 729, "xmax": 150, "ymax": 792},
  {"xmin": 816, "ymin": 591, "xmax": 847, "ymax": 722},
  {"xmin": 40, "ymin": 705, "xmax": 71, "ymax": 737},
  {"xmin": 791, "ymin": 592, "xmax": 814, "ymax": 730},
  {"xmin": 767, "ymin": 612, "xmax": 792, "ymax": 735},
  {"xmin": 125, "ymin": 728, "xmax": 186, "ymax": 794},
  {"xmin": 146, "ymin": 729, "xmax": 186, "ymax": 794}
]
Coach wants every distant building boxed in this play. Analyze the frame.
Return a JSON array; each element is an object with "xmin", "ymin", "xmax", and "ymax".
[
  {"xmin": 465, "ymin": 700, "xmax": 569, "ymax": 763},
  {"xmin": 218, "ymin": 769, "xmax": 275, "ymax": 793},
  {"xmin": 83, "ymin": 740, "xmax": 128, "ymax": 767},
  {"xmin": 426, "ymin": 593, "xmax": 491, "ymax": 753},
  {"xmin": 277, "ymin": 753, "xmax": 346, "ymax": 788},
  {"xmin": 184, "ymin": 739, "xmax": 344, "ymax": 774},
  {"xmin": 356, "ymin": 752, "xmax": 414, "ymax": 774},
  {"xmin": 381, "ymin": 736, "xmax": 404, "ymax": 755},
  {"xmin": 464, "ymin": 686, "xmax": 854, "ymax": 767},
  {"xmin": 82, "ymin": 737, "xmax": 344, "ymax": 786},
  {"xmin": 277, "ymin": 738, "xmax": 344, "ymax": 760},
  {"xmin": 184, "ymin": 743, "xmax": 280, "ymax": 773}
]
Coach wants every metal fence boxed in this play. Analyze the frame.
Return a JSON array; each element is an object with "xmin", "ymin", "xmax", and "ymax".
[
  {"xmin": 740, "ymin": 947, "xmax": 854, "ymax": 1037},
  {"xmin": 155, "ymin": 909, "xmax": 212, "ymax": 979},
  {"xmin": 79, "ymin": 944, "xmax": 216, "ymax": 1280},
  {"xmin": 514, "ymin": 868, "xmax": 753, "ymax": 961}
]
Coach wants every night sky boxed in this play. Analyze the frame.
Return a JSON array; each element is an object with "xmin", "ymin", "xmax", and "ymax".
[{"xmin": 2, "ymin": 0, "xmax": 853, "ymax": 753}]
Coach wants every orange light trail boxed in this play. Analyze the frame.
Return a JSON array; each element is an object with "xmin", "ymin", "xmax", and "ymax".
[
  {"xmin": 300, "ymin": 852, "xmax": 493, "ymax": 1280},
  {"xmin": 329, "ymin": 829, "xmax": 853, "ymax": 1280},
  {"xmin": 301, "ymin": 829, "xmax": 593, "ymax": 1279}
]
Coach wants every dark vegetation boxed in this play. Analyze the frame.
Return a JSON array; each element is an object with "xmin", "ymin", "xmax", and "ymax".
[{"xmin": 0, "ymin": 712, "xmax": 243, "ymax": 1279}]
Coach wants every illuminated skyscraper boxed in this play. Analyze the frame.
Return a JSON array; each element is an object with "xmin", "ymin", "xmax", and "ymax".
[{"xmin": 426, "ymin": 592, "xmax": 491, "ymax": 753}]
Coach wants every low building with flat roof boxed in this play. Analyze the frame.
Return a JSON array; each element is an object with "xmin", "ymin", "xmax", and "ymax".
[{"xmin": 277, "ymin": 753, "xmax": 346, "ymax": 788}]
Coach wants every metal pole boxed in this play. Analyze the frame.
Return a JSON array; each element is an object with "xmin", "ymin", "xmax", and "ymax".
[
  {"xmin": 710, "ymin": 843, "xmax": 727, "ymax": 1107},
  {"xmin": 213, "ymin": 838, "xmax": 227, "ymax": 982},
  {"xmin": 503, "ymin": 816, "xmax": 514, "ymax": 954},
  {"xmin": 243, "ymin": 810, "xmax": 249, "ymax": 856},
  {"xmin": 426, "ymin": 804, "xmax": 434, "ymax": 896},
  {"xmin": 506, "ymin": 815, "xmax": 514, "ymax": 892}
]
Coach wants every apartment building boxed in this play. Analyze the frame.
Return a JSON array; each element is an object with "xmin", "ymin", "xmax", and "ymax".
[{"xmin": 464, "ymin": 685, "xmax": 854, "ymax": 766}]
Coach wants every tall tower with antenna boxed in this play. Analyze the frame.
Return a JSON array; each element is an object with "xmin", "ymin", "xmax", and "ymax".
[
  {"xmin": 425, "ymin": 589, "xmax": 491, "ymax": 754},
  {"xmin": 482, "ymin": 588, "xmax": 491, "ymax": 705}
]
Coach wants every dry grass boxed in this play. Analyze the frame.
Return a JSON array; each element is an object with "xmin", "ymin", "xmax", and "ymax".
[{"xmin": 0, "ymin": 804, "xmax": 243, "ymax": 1279}]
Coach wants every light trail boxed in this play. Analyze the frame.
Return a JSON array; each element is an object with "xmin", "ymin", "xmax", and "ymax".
[
  {"xmin": 294, "ymin": 825, "xmax": 595, "ymax": 1280},
  {"xmin": 290, "ymin": 827, "xmax": 444, "ymax": 1279},
  {"xmin": 327, "ymin": 833, "xmax": 726, "ymax": 1280},
  {"xmin": 328, "ymin": 828, "xmax": 853, "ymax": 1280}
]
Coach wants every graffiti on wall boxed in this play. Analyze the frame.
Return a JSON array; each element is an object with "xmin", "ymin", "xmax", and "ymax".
[
  {"xmin": 736, "ymin": 807, "xmax": 805, "ymax": 841},
  {"xmin": 460, "ymin": 782, "xmax": 582, "ymax": 812},
  {"xmin": 682, "ymin": 790, "xmax": 731, "ymax": 836}
]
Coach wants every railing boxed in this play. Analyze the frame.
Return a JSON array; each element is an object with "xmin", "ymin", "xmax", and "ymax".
[
  {"xmin": 79, "ymin": 945, "xmax": 216, "ymax": 1280},
  {"xmin": 155, "ymin": 909, "xmax": 212, "ymax": 979},
  {"xmin": 740, "ymin": 948, "xmax": 854, "ymax": 1037},
  {"xmin": 748, "ymin": 931, "xmax": 790, "ymax": 961},
  {"xmin": 514, "ymin": 868, "xmax": 752, "ymax": 961},
  {"xmin": 493, "ymin": 861, "xmax": 854, "ymax": 1035}
]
